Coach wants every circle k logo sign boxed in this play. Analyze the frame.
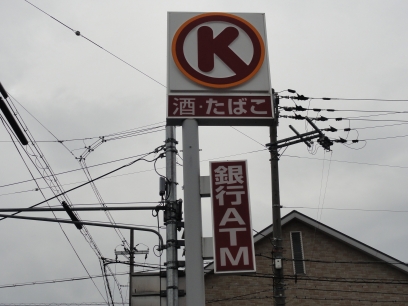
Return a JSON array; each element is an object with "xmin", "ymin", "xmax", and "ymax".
[{"xmin": 172, "ymin": 13, "xmax": 265, "ymax": 89}]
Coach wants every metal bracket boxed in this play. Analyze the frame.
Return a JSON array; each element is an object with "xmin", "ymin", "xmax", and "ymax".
[
  {"xmin": 165, "ymin": 137, "xmax": 179, "ymax": 145},
  {"xmin": 160, "ymin": 289, "xmax": 186, "ymax": 297}
]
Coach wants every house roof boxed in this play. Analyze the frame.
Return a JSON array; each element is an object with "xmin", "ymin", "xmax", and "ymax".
[{"xmin": 205, "ymin": 210, "xmax": 408, "ymax": 275}]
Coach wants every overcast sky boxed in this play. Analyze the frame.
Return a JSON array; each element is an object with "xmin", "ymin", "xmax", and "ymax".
[{"xmin": 1, "ymin": 0, "xmax": 408, "ymax": 304}]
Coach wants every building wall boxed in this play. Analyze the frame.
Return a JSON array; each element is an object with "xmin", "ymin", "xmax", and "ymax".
[
  {"xmin": 205, "ymin": 235, "xmax": 274, "ymax": 305},
  {"xmin": 204, "ymin": 219, "xmax": 408, "ymax": 305}
]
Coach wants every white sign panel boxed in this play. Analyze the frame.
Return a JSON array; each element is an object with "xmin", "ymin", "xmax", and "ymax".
[
  {"xmin": 167, "ymin": 12, "xmax": 273, "ymax": 126},
  {"xmin": 167, "ymin": 12, "xmax": 271, "ymax": 93}
]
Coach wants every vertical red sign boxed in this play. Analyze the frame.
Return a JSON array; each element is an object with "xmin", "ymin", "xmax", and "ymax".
[{"xmin": 210, "ymin": 160, "xmax": 256, "ymax": 274}]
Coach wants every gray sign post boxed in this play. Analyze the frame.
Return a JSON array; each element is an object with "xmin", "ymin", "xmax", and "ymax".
[{"xmin": 182, "ymin": 119, "xmax": 205, "ymax": 306}]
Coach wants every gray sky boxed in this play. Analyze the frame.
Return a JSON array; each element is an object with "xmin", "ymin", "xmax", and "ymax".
[{"xmin": 1, "ymin": 0, "xmax": 408, "ymax": 304}]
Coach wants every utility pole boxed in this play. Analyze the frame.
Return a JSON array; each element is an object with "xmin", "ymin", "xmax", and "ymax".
[
  {"xmin": 268, "ymin": 90, "xmax": 333, "ymax": 306},
  {"xmin": 129, "ymin": 229, "xmax": 134, "ymax": 306},
  {"xmin": 270, "ymin": 91, "xmax": 285, "ymax": 305},
  {"xmin": 165, "ymin": 126, "xmax": 179, "ymax": 306}
]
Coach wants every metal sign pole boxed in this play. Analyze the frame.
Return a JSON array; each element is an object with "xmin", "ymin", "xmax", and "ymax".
[
  {"xmin": 182, "ymin": 119, "xmax": 205, "ymax": 306},
  {"xmin": 166, "ymin": 126, "xmax": 179, "ymax": 306},
  {"xmin": 129, "ymin": 229, "xmax": 134, "ymax": 306}
]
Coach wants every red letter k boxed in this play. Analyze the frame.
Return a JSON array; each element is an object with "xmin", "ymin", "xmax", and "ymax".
[{"xmin": 198, "ymin": 26, "xmax": 248, "ymax": 74}]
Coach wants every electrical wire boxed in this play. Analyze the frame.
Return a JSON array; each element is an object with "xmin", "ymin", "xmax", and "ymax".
[
  {"xmin": 3, "ymin": 146, "xmax": 408, "ymax": 198},
  {"xmin": 0, "ymin": 272, "xmax": 128, "ymax": 289},
  {"xmin": 282, "ymin": 154, "xmax": 408, "ymax": 169},
  {"xmin": 206, "ymin": 288, "xmax": 272, "ymax": 304},
  {"xmin": 28, "ymin": 216, "xmax": 166, "ymax": 230},
  {"xmin": 316, "ymin": 97, "xmax": 408, "ymax": 102},
  {"xmin": 282, "ymin": 205, "xmax": 408, "ymax": 213},
  {"xmin": 238, "ymin": 273, "xmax": 408, "ymax": 284},
  {"xmin": 67, "ymin": 201, "xmax": 161, "ymax": 206},
  {"xmin": 286, "ymin": 286, "xmax": 408, "ymax": 296},
  {"xmin": 0, "ymin": 150, "xmax": 165, "ymax": 189},
  {"xmin": 280, "ymin": 114, "xmax": 408, "ymax": 123},
  {"xmin": 78, "ymin": 157, "xmax": 130, "ymax": 252},
  {"xmin": 5, "ymin": 145, "xmax": 408, "ymax": 197},
  {"xmin": 319, "ymin": 151, "xmax": 332, "ymax": 221},
  {"xmin": 255, "ymin": 253, "xmax": 408, "ymax": 265},
  {"xmin": 0, "ymin": 302, "xmax": 118, "ymax": 306},
  {"xmin": 229, "ymin": 126, "xmax": 266, "ymax": 147},
  {"xmin": 0, "ymin": 106, "xmax": 163, "ymax": 301},
  {"xmin": 350, "ymin": 122, "xmax": 408, "ymax": 130},
  {"xmin": 278, "ymin": 93, "xmax": 408, "ymax": 102},
  {"xmin": 279, "ymin": 105, "xmax": 408, "ymax": 113},
  {"xmin": 293, "ymin": 296, "xmax": 408, "ymax": 303},
  {"xmin": 24, "ymin": 0, "xmax": 166, "ymax": 88},
  {"xmin": 0, "ymin": 114, "xmax": 109, "ymax": 302},
  {"xmin": 0, "ymin": 147, "xmax": 163, "ymax": 220},
  {"xmin": 278, "ymin": 95, "xmax": 408, "ymax": 154},
  {"xmin": 2, "ymin": 97, "xmax": 166, "ymax": 301},
  {"xmin": 205, "ymin": 273, "xmax": 408, "ymax": 304}
]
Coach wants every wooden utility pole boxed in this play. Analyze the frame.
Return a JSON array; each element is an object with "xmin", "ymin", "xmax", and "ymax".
[
  {"xmin": 270, "ymin": 92, "xmax": 285, "ymax": 305},
  {"xmin": 268, "ymin": 90, "xmax": 333, "ymax": 305}
]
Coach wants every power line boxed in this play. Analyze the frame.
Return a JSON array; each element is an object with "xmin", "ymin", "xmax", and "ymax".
[
  {"xmin": 288, "ymin": 286, "xmax": 408, "ymax": 296},
  {"xmin": 0, "ymin": 125, "xmax": 164, "ymax": 144},
  {"xmin": 24, "ymin": 0, "xmax": 166, "ymax": 88},
  {"xmin": 206, "ymin": 285, "xmax": 408, "ymax": 304},
  {"xmin": 0, "ymin": 272, "xmax": 128, "ymax": 289},
  {"xmin": 350, "ymin": 122, "xmax": 408, "ymax": 130},
  {"xmin": 0, "ymin": 188, "xmax": 38, "ymax": 197},
  {"xmin": 3, "ymin": 93, "xmax": 163, "ymax": 303},
  {"xmin": 0, "ymin": 151, "xmax": 162, "ymax": 189},
  {"xmin": 0, "ymin": 262, "xmax": 165, "ymax": 291},
  {"xmin": 257, "ymin": 254, "xmax": 408, "ymax": 265},
  {"xmin": 78, "ymin": 157, "xmax": 130, "ymax": 250},
  {"xmin": 4, "ymin": 148, "xmax": 262, "ymax": 190},
  {"xmin": 293, "ymin": 296, "xmax": 408, "ymax": 303},
  {"xmin": 1, "ymin": 113, "xmax": 109, "ymax": 302},
  {"xmin": 205, "ymin": 273, "xmax": 408, "ymax": 304},
  {"xmin": 0, "ymin": 145, "xmax": 163, "ymax": 221},
  {"xmin": 1, "ymin": 98, "xmax": 113, "ymax": 303},
  {"xmin": 66, "ymin": 201, "xmax": 161, "ymax": 206},
  {"xmin": 282, "ymin": 154, "xmax": 408, "ymax": 169},
  {"xmin": 358, "ymin": 134, "xmax": 408, "ymax": 141},
  {"xmin": 279, "ymin": 105, "xmax": 408, "ymax": 113},
  {"xmin": 282, "ymin": 205, "xmax": 408, "ymax": 213},
  {"xmin": 4, "ymin": 94, "xmax": 164, "ymax": 148},
  {"xmin": 239, "ymin": 273, "xmax": 408, "ymax": 285},
  {"xmin": 316, "ymin": 150, "xmax": 332, "ymax": 222},
  {"xmin": 279, "ymin": 94, "xmax": 408, "ymax": 102},
  {"xmin": 280, "ymin": 114, "xmax": 408, "ymax": 123},
  {"xmin": 207, "ymin": 288, "xmax": 272, "ymax": 304},
  {"xmin": 3, "ymin": 147, "xmax": 408, "ymax": 194},
  {"xmin": 229, "ymin": 126, "xmax": 266, "ymax": 147},
  {"xmin": 0, "ymin": 303, "xmax": 119, "ymax": 306},
  {"xmin": 319, "ymin": 98, "xmax": 408, "ymax": 102}
]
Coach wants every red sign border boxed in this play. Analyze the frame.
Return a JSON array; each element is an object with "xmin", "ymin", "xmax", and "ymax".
[
  {"xmin": 209, "ymin": 160, "xmax": 256, "ymax": 274},
  {"xmin": 172, "ymin": 13, "xmax": 265, "ymax": 89}
]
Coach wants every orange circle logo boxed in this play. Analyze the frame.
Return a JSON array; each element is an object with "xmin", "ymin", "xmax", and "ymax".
[{"xmin": 172, "ymin": 13, "xmax": 265, "ymax": 89}]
